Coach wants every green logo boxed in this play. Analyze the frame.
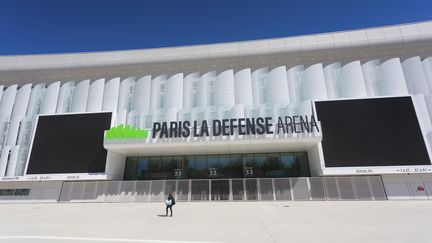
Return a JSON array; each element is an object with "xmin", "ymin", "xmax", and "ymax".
[{"xmin": 105, "ymin": 125, "xmax": 149, "ymax": 140}]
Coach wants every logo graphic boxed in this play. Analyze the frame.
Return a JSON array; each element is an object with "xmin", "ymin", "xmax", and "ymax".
[{"xmin": 105, "ymin": 125, "xmax": 149, "ymax": 140}]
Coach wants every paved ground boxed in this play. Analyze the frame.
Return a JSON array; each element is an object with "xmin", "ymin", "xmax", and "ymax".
[{"xmin": 0, "ymin": 201, "xmax": 431, "ymax": 243}]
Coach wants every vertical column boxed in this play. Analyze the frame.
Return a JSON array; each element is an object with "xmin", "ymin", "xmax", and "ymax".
[
  {"xmin": 251, "ymin": 68, "xmax": 269, "ymax": 107},
  {"xmin": 10, "ymin": 84, "xmax": 32, "ymax": 120},
  {"xmin": 164, "ymin": 73, "xmax": 184, "ymax": 121},
  {"xmin": 234, "ymin": 68, "xmax": 253, "ymax": 107},
  {"xmin": 267, "ymin": 66, "xmax": 290, "ymax": 105},
  {"xmin": 117, "ymin": 77, "xmax": 136, "ymax": 112},
  {"xmin": 0, "ymin": 85, "xmax": 3, "ymax": 103},
  {"xmin": 0, "ymin": 85, "xmax": 18, "ymax": 122},
  {"xmin": 272, "ymin": 179, "xmax": 276, "ymax": 201},
  {"xmin": 323, "ymin": 63, "xmax": 341, "ymax": 99},
  {"xmin": 5, "ymin": 145, "xmax": 19, "ymax": 176},
  {"xmin": 339, "ymin": 61, "xmax": 368, "ymax": 98},
  {"xmin": 14, "ymin": 117, "xmax": 33, "ymax": 176},
  {"xmin": 0, "ymin": 145, "xmax": 11, "ymax": 176},
  {"xmin": 26, "ymin": 83, "xmax": 46, "ymax": 117},
  {"xmin": 56, "ymin": 81, "xmax": 75, "ymax": 113},
  {"xmin": 102, "ymin": 77, "xmax": 121, "ymax": 112},
  {"xmin": 229, "ymin": 179, "xmax": 233, "ymax": 201},
  {"xmin": 301, "ymin": 63, "xmax": 328, "ymax": 101},
  {"xmin": 183, "ymin": 72, "xmax": 200, "ymax": 111},
  {"xmin": 150, "ymin": 75, "xmax": 167, "ymax": 123},
  {"xmin": 215, "ymin": 70, "xmax": 235, "ymax": 108},
  {"xmin": 117, "ymin": 77, "xmax": 136, "ymax": 125},
  {"xmin": 287, "ymin": 65, "xmax": 304, "ymax": 103},
  {"xmin": 362, "ymin": 60, "xmax": 380, "ymax": 97},
  {"xmin": 87, "ymin": 78, "xmax": 105, "ymax": 112},
  {"xmin": 243, "ymin": 179, "xmax": 247, "ymax": 201},
  {"xmin": 132, "ymin": 75, "xmax": 152, "ymax": 113},
  {"xmin": 70, "ymin": 79, "xmax": 90, "ymax": 112},
  {"xmin": 422, "ymin": 57, "xmax": 432, "ymax": 93},
  {"xmin": 199, "ymin": 71, "xmax": 215, "ymax": 109},
  {"xmin": 376, "ymin": 58, "xmax": 409, "ymax": 96},
  {"xmin": 0, "ymin": 85, "xmax": 17, "ymax": 150},
  {"xmin": 188, "ymin": 180, "xmax": 192, "ymax": 202},
  {"xmin": 6, "ymin": 84, "xmax": 32, "ymax": 146},
  {"xmin": 131, "ymin": 75, "xmax": 151, "ymax": 128},
  {"xmin": 40, "ymin": 82, "xmax": 60, "ymax": 114},
  {"xmin": 402, "ymin": 56, "xmax": 430, "ymax": 95}
]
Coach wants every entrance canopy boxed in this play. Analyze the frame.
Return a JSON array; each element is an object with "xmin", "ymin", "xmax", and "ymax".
[{"xmin": 104, "ymin": 132, "xmax": 322, "ymax": 157}]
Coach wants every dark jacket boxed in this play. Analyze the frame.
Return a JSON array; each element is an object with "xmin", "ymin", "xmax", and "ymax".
[{"xmin": 168, "ymin": 194, "xmax": 176, "ymax": 206}]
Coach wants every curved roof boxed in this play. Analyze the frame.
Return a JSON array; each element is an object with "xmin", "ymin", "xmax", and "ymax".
[{"xmin": 1, "ymin": 21, "xmax": 432, "ymax": 86}]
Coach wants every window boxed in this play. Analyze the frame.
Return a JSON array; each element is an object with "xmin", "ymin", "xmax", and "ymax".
[
  {"xmin": 149, "ymin": 157, "xmax": 162, "ymax": 180},
  {"xmin": 0, "ymin": 189, "xmax": 30, "ymax": 196},
  {"xmin": 124, "ymin": 152, "xmax": 310, "ymax": 180},
  {"xmin": 15, "ymin": 189, "xmax": 30, "ymax": 196},
  {"xmin": 0, "ymin": 189, "xmax": 15, "ymax": 196},
  {"xmin": 124, "ymin": 157, "xmax": 138, "ymax": 180}
]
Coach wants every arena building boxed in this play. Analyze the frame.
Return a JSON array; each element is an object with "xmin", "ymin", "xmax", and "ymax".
[{"xmin": 1, "ymin": 21, "xmax": 432, "ymax": 202}]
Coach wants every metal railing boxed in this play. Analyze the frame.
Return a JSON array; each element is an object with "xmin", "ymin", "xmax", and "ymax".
[
  {"xmin": 58, "ymin": 176, "xmax": 386, "ymax": 203},
  {"xmin": 0, "ymin": 176, "xmax": 391, "ymax": 203}
]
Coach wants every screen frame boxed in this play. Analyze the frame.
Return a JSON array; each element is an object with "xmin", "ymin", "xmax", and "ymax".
[
  {"xmin": 311, "ymin": 95, "xmax": 432, "ymax": 175},
  {"xmin": 24, "ymin": 111, "xmax": 115, "ymax": 180}
]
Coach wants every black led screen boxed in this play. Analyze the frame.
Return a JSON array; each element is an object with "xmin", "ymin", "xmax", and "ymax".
[
  {"xmin": 315, "ymin": 97, "xmax": 431, "ymax": 167},
  {"xmin": 26, "ymin": 112, "xmax": 112, "ymax": 174}
]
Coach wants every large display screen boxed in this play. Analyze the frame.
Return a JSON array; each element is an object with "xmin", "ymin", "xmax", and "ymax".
[
  {"xmin": 315, "ymin": 97, "xmax": 431, "ymax": 167},
  {"xmin": 26, "ymin": 112, "xmax": 112, "ymax": 174}
]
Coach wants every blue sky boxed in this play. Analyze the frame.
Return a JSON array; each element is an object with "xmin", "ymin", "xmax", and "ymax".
[{"xmin": 0, "ymin": 0, "xmax": 431, "ymax": 55}]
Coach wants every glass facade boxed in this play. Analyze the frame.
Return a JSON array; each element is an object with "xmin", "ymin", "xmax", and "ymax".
[
  {"xmin": 0, "ymin": 188, "xmax": 30, "ymax": 196},
  {"xmin": 124, "ymin": 152, "xmax": 310, "ymax": 180}
]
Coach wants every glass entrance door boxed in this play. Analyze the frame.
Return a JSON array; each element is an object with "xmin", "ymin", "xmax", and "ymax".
[{"xmin": 211, "ymin": 180, "xmax": 229, "ymax": 200}]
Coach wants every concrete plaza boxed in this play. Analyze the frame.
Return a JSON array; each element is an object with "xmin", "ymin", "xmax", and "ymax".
[{"xmin": 0, "ymin": 201, "xmax": 431, "ymax": 243}]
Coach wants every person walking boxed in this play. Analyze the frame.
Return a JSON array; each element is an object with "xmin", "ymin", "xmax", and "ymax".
[{"xmin": 165, "ymin": 193, "xmax": 175, "ymax": 217}]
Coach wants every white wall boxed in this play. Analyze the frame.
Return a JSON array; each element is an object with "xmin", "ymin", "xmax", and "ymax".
[{"xmin": 2, "ymin": 55, "xmax": 432, "ymax": 178}]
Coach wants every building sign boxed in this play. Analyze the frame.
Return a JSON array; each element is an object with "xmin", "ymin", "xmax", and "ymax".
[
  {"xmin": 174, "ymin": 168, "xmax": 182, "ymax": 178},
  {"xmin": 208, "ymin": 168, "xmax": 218, "ymax": 177},
  {"xmin": 152, "ymin": 116, "xmax": 319, "ymax": 139},
  {"xmin": 245, "ymin": 167, "xmax": 254, "ymax": 177}
]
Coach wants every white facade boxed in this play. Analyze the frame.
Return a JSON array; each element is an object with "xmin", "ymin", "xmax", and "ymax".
[{"xmin": 1, "ymin": 21, "xmax": 432, "ymax": 179}]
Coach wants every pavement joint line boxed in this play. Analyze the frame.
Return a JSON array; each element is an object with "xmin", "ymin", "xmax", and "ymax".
[
  {"xmin": 258, "ymin": 218, "xmax": 276, "ymax": 243},
  {"xmin": 0, "ymin": 236, "xmax": 224, "ymax": 243}
]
